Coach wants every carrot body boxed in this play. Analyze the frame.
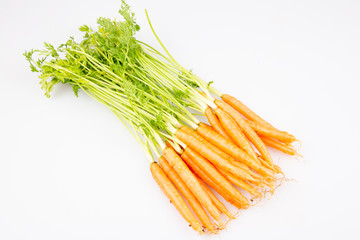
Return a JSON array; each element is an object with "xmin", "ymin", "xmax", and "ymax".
[
  {"xmin": 150, "ymin": 162, "xmax": 202, "ymax": 232},
  {"xmin": 256, "ymin": 154, "xmax": 283, "ymax": 175},
  {"xmin": 193, "ymin": 124, "xmax": 236, "ymax": 162},
  {"xmin": 222, "ymin": 94, "xmax": 274, "ymax": 129},
  {"xmin": 163, "ymin": 148, "xmax": 222, "ymax": 225},
  {"xmin": 259, "ymin": 136, "xmax": 296, "ymax": 155},
  {"xmin": 217, "ymin": 168, "xmax": 262, "ymax": 197},
  {"xmin": 195, "ymin": 125, "xmax": 273, "ymax": 177},
  {"xmin": 181, "ymin": 151, "xmax": 245, "ymax": 209},
  {"xmin": 184, "ymin": 147, "xmax": 249, "ymax": 206},
  {"xmin": 183, "ymin": 125, "xmax": 260, "ymax": 181},
  {"xmin": 197, "ymin": 179, "xmax": 234, "ymax": 219},
  {"xmin": 246, "ymin": 120, "xmax": 296, "ymax": 143},
  {"xmin": 159, "ymin": 157, "xmax": 215, "ymax": 233},
  {"xmin": 215, "ymin": 100, "xmax": 274, "ymax": 167},
  {"xmin": 204, "ymin": 108, "xmax": 233, "ymax": 142},
  {"xmin": 176, "ymin": 127, "xmax": 259, "ymax": 182},
  {"xmin": 215, "ymin": 108, "xmax": 258, "ymax": 161}
]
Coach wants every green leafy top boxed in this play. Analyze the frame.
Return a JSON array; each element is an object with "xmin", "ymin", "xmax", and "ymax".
[{"xmin": 24, "ymin": 0, "xmax": 216, "ymax": 161}]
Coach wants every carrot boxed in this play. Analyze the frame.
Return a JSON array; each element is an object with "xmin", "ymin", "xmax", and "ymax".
[
  {"xmin": 184, "ymin": 147, "xmax": 249, "ymax": 206},
  {"xmin": 183, "ymin": 125, "xmax": 261, "ymax": 181},
  {"xmin": 222, "ymin": 94, "xmax": 274, "ymax": 129},
  {"xmin": 181, "ymin": 151, "xmax": 246, "ymax": 209},
  {"xmin": 215, "ymin": 100, "xmax": 274, "ymax": 167},
  {"xmin": 197, "ymin": 179, "xmax": 234, "ymax": 219},
  {"xmin": 150, "ymin": 162, "xmax": 203, "ymax": 233},
  {"xmin": 246, "ymin": 120, "xmax": 297, "ymax": 143},
  {"xmin": 195, "ymin": 124, "xmax": 258, "ymax": 164},
  {"xmin": 158, "ymin": 157, "xmax": 215, "ymax": 233},
  {"xmin": 259, "ymin": 136, "xmax": 296, "ymax": 155},
  {"xmin": 198, "ymin": 122, "xmax": 214, "ymax": 132},
  {"xmin": 194, "ymin": 124, "xmax": 237, "ymax": 162},
  {"xmin": 215, "ymin": 108, "xmax": 258, "ymax": 161},
  {"xmin": 217, "ymin": 168, "xmax": 263, "ymax": 197},
  {"xmin": 194, "ymin": 125, "xmax": 274, "ymax": 177},
  {"xmin": 185, "ymin": 146, "xmax": 257, "ymax": 183},
  {"xmin": 163, "ymin": 148, "xmax": 223, "ymax": 226},
  {"xmin": 204, "ymin": 108, "xmax": 234, "ymax": 142},
  {"xmin": 256, "ymin": 154, "xmax": 283, "ymax": 175},
  {"xmin": 176, "ymin": 127, "xmax": 261, "ymax": 182}
]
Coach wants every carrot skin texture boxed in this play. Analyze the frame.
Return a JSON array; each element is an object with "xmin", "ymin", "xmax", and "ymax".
[
  {"xmin": 246, "ymin": 120, "xmax": 297, "ymax": 143},
  {"xmin": 215, "ymin": 100, "xmax": 274, "ymax": 166},
  {"xmin": 184, "ymin": 147, "xmax": 249, "ymax": 206},
  {"xmin": 185, "ymin": 143, "xmax": 257, "ymax": 182},
  {"xmin": 256, "ymin": 154, "xmax": 283, "ymax": 175},
  {"xmin": 204, "ymin": 108, "xmax": 234, "ymax": 142},
  {"xmin": 163, "ymin": 148, "xmax": 222, "ymax": 224},
  {"xmin": 176, "ymin": 127, "xmax": 259, "ymax": 182},
  {"xmin": 159, "ymin": 157, "xmax": 215, "ymax": 233},
  {"xmin": 196, "ymin": 124, "xmax": 256, "ymax": 165},
  {"xmin": 183, "ymin": 125, "xmax": 262, "ymax": 180},
  {"xmin": 195, "ymin": 125, "xmax": 273, "ymax": 177},
  {"xmin": 222, "ymin": 94, "xmax": 274, "ymax": 129},
  {"xmin": 259, "ymin": 135, "xmax": 297, "ymax": 155},
  {"xmin": 217, "ymin": 168, "xmax": 262, "ymax": 197},
  {"xmin": 150, "ymin": 162, "xmax": 202, "ymax": 232},
  {"xmin": 215, "ymin": 108, "xmax": 258, "ymax": 161},
  {"xmin": 197, "ymin": 179, "xmax": 234, "ymax": 219},
  {"xmin": 181, "ymin": 152, "xmax": 246, "ymax": 209}
]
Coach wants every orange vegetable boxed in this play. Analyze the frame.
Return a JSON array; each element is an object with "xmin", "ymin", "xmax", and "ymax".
[
  {"xmin": 204, "ymin": 108, "xmax": 234, "ymax": 142},
  {"xmin": 163, "ymin": 148, "xmax": 223, "ymax": 226},
  {"xmin": 222, "ymin": 94, "xmax": 274, "ymax": 129},
  {"xmin": 246, "ymin": 120, "xmax": 297, "ymax": 143},
  {"xmin": 195, "ymin": 124, "xmax": 274, "ymax": 177},
  {"xmin": 176, "ymin": 127, "xmax": 261, "ymax": 182},
  {"xmin": 197, "ymin": 179, "xmax": 234, "ymax": 219},
  {"xmin": 215, "ymin": 100, "xmax": 274, "ymax": 167},
  {"xmin": 215, "ymin": 108, "xmax": 258, "ymax": 161},
  {"xmin": 159, "ymin": 157, "xmax": 215, "ymax": 233},
  {"xmin": 184, "ymin": 147, "xmax": 249, "ymax": 206},
  {"xmin": 181, "ymin": 151, "xmax": 246, "ymax": 209},
  {"xmin": 150, "ymin": 162, "xmax": 202, "ymax": 232},
  {"xmin": 217, "ymin": 168, "xmax": 263, "ymax": 197}
]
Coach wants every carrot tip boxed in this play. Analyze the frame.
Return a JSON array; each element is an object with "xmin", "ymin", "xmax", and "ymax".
[
  {"xmin": 295, "ymin": 152, "xmax": 304, "ymax": 159},
  {"xmin": 293, "ymin": 138, "xmax": 302, "ymax": 149}
]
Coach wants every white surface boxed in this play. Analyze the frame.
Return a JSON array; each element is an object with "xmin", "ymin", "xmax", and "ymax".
[{"xmin": 0, "ymin": 0, "xmax": 359, "ymax": 239}]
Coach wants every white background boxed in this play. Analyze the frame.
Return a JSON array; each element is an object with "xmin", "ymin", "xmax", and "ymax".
[{"xmin": 1, "ymin": 0, "xmax": 359, "ymax": 239}]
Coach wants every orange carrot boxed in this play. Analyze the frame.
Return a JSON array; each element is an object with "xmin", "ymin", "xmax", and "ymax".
[
  {"xmin": 194, "ymin": 125, "xmax": 274, "ymax": 177},
  {"xmin": 176, "ymin": 127, "xmax": 261, "ymax": 182},
  {"xmin": 181, "ymin": 151, "xmax": 246, "ymax": 209},
  {"xmin": 204, "ymin": 108, "xmax": 233, "ymax": 142},
  {"xmin": 158, "ymin": 157, "xmax": 215, "ymax": 233},
  {"xmin": 215, "ymin": 108, "xmax": 258, "ymax": 161},
  {"xmin": 194, "ymin": 124, "xmax": 237, "ymax": 161},
  {"xmin": 163, "ymin": 148, "xmax": 223, "ymax": 226},
  {"xmin": 184, "ymin": 147, "xmax": 249, "ymax": 206},
  {"xmin": 222, "ymin": 94, "xmax": 274, "ymax": 129},
  {"xmin": 195, "ymin": 124, "xmax": 258, "ymax": 164},
  {"xmin": 259, "ymin": 136, "xmax": 295, "ymax": 155},
  {"xmin": 186, "ymin": 146, "xmax": 257, "ymax": 183},
  {"xmin": 198, "ymin": 122, "xmax": 214, "ymax": 132},
  {"xmin": 197, "ymin": 179, "xmax": 234, "ymax": 219},
  {"xmin": 150, "ymin": 162, "xmax": 203, "ymax": 232},
  {"xmin": 183, "ymin": 125, "xmax": 261, "ymax": 180},
  {"xmin": 246, "ymin": 120, "xmax": 297, "ymax": 143},
  {"xmin": 215, "ymin": 100, "xmax": 274, "ymax": 167},
  {"xmin": 256, "ymin": 154, "xmax": 283, "ymax": 175},
  {"xmin": 217, "ymin": 168, "xmax": 262, "ymax": 197}
]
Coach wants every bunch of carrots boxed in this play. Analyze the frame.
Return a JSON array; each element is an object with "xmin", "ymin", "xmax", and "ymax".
[{"xmin": 25, "ymin": 1, "xmax": 300, "ymax": 234}]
